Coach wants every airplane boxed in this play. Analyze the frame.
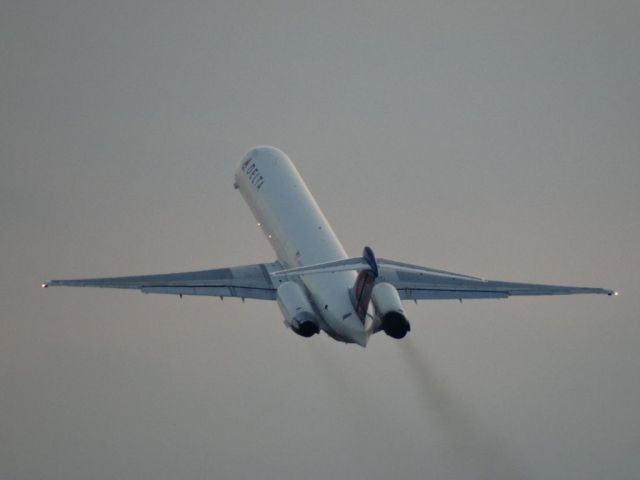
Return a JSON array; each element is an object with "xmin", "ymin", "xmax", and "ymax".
[{"xmin": 43, "ymin": 146, "xmax": 616, "ymax": 347}]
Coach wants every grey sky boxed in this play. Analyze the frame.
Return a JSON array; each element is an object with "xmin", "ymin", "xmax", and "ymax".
[{"xmin": 2, "ymin": 1, "xmax": 639, "ymax": 479}]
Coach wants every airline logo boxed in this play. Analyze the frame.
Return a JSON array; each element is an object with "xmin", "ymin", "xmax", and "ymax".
[{"xmin": 241, "ymin": 158, "xmax": 265, "ymax": 190}]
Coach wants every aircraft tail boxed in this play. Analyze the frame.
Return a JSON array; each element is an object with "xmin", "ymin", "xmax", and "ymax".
[{"xmin": 353, "ymin": 268, "xmax": 376, "ymax": 320}]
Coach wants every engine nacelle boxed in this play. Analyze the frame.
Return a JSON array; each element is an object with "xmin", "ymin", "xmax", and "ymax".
[
  {"xmin": 276, "ymin": 281, "xmax": 320, "ymax": 337},
  {"xmin": 371, "ymin": 282, "xmax": 411, "ymax": 339}
]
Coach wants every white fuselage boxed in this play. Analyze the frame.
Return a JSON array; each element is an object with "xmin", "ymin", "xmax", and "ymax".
[{"xmin": 234, "ymin": 146, "xmax": 372, "ymax": 346}]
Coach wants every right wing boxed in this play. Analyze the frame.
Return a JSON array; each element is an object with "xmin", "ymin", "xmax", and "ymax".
[
  {"xmin": 270, "ymin": 253, "xmax": 615, "ymax": 300},
  {"xmin": 377, "ymin": 263, "xmax": 615, "ymax": 301},
  {"xmin": 43, "ymin": 262, "xmax": 281, "ymax": 300}
]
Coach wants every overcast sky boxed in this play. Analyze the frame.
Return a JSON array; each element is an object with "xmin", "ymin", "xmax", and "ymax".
[{"xmin": 2, "ymin": 1, "xmax": 639, "ymax": 479}]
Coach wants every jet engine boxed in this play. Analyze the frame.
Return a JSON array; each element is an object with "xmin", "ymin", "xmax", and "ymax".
[
  {"xmin": 276, "ymin": 281, "xmax": 320, "ymax": 337},
  {"xmin": 371, "ymin": 282, "xmax": 411, "ymax": 339}
]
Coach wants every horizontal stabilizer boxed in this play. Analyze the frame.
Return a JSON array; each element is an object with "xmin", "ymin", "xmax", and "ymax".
[
  {"xmin": 271, "ymin": 257, "xmax": 370, "ymax": 277},
  {"xmin": 272, "ymin": 256, "xmax": 486, "ymax": 282},
  {"xmin": 377, "ymin": 258, "xmax": 485, "ymax": 281}
]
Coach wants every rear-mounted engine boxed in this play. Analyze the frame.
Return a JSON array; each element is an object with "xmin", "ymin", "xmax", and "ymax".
[
  {"xmin": 276, "ymin": 281, "xmax": 320, "ymax": 337},
  {"xmin": 371, "ymin": 282, "xmax": 411, "ymax": 339}
]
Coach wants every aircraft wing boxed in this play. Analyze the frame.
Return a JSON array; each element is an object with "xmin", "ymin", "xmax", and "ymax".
[
  {"xmin": 43, "ymin": 262, "xmax": 280, "ymax": 300},
  {"xmin": 377, "ymin": 262, "xmax": 615, "ymax": 301}
]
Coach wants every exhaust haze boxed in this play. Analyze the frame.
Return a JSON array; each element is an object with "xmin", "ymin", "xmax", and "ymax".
[{"xmin": 396, "ymin": 339, "xmax": 522, "ymax": 480}]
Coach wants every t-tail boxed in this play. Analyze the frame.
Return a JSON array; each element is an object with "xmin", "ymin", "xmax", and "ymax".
[
  {"xmin": 350, "ymin": 247, "xmax": 411, "ymax": 338},
  {"xmin": 351, "ymin": 246, "xmax": 378, "ymax": 321}
]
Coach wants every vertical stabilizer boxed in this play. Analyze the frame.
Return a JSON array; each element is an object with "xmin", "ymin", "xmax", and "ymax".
[{"xmin": 351, "ymin": 247, "xmax": 379, "ymax": 322}]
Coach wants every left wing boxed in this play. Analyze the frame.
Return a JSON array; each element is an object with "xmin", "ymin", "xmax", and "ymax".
[
  {"xmin": 377, "ymin": 262, "xmax": 615, "ymax": 301},
  {"xmin": 43, "ymin": 262, "xmax": 281, "ymax": 300}
]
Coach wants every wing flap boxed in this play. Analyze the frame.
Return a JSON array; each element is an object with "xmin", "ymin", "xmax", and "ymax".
[
  {"xmin": 398, "ymin": 289, "xmax": 509, "ymax": 300},
  {"xmin": 141, "ymin": 285, "xmax": 276, "ymax": 300}
]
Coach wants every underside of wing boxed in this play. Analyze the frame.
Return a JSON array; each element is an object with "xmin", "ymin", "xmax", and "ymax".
[
  {"xmin": 44, "ymin": 262, "xmax": 281, "ymax": 300},
  {"xmin": 378, "ymin": 263, "xmax": 615, "ymax": 301}
]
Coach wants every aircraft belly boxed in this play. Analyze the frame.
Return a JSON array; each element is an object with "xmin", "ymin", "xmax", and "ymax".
[
  {"xmin": 235, "ymin": 147, "xmax": 347, "ymax": 268},
  {"xmin": 235, "ymin": 147, "xmax": 370, "ymax": 345},
  {"xmin": 304, "ymin": 272, "xmax": 371, "ymax": 346}
]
